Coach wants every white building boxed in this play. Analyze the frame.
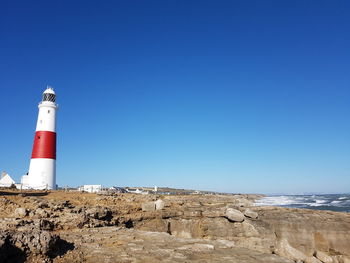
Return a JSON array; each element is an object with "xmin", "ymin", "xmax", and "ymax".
[
  {"xmin": 0, "ymin": 172, "xmax": 16, "ymax": 187},
  {"xmin": 78, "ymin": 185, "xmax": 102, "ymax": 193},
  {"xmin": 126, "ymin": 188, "xmax": 149, "ymax": 194}
]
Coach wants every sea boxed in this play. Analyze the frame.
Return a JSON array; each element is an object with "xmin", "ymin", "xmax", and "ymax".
[{"xmin": 254, "ymin": 194, "xmax": 350, "ymax": 213}]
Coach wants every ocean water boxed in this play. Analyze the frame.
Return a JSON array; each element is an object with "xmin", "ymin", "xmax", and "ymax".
[{"xmin": 254, "ymin": 194, "xmax": 350, "ymax": 213}]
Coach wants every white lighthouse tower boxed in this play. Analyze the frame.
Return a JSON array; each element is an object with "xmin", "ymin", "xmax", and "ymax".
[{"xmin": 22, "ymin": 87, "xmax": 58, "ymax": 190}]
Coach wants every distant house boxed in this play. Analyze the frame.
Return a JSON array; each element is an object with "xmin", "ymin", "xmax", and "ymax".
[
  {"xmin": 78, "ymin": 185, "xmax": 102, "ymax": 193},
  {"xmin": 0, "ymin": 172, "xmax": 16, "ymax": 187},
  {"xmin": 125, "ymin": 188, "xmax": 149, "ymax": 194}
]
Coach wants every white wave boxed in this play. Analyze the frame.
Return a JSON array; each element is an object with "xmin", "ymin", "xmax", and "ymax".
[
  {"xmin": 254, "ymin": 194, "xmax": 350, "ymax": 212},
  {"xmin": 331, "ymin": 200, "xmax": 342, "ymax": 204},
  {"xmin": 254, "ymin": 196, "xmax": 305, "ymax": 206},
  {"xmin": 308, "ymin": 203, "xmax": 329, "ymax": 207}
]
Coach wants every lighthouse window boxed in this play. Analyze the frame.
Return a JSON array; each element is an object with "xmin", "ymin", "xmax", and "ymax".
[{"xmin": 43, "ymin": 93, "xmax": 56, "ymax": 102}]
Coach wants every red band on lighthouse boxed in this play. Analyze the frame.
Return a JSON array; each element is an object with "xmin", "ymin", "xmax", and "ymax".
[{"xmin": 31, "ymin": 131, "xmax": 56, "ymax": 159}]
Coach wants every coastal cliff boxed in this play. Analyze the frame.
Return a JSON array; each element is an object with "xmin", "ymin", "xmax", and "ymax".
[{"xmin": 0, "ymin": 191, "xmax": 349, "ymax": 263}]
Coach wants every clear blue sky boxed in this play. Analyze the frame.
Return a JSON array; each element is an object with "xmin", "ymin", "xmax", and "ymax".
[{"xmin": 1, "ymin": 0, "xmax": 349, "ymax": 194}]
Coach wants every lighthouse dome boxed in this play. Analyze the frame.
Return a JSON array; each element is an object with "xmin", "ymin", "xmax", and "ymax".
[{"xmin": 42, "ymin": 86, "xmax": 56, "ymax": 102}]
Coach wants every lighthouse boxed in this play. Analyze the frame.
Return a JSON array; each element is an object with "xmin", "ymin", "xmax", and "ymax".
[{"xmin": 22, "ymin": 87, "xmax": 58, "ymax": 190}]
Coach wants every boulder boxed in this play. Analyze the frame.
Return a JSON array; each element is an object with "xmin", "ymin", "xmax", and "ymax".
[
  {"xmin": 14, "ymin": 208, "xmax": 27, "ymax": 218},
  {"xmin": 35, "ymin": 208, "xmax": 49, "ymax": 218},
  {"xmin": 316, "ymin": 251, "xmax": 333, "ymax": 263},
  {"xmin": 142, "ymin": 202, "xmax": 156, "ymax": 212},
  {"xmin": 225, "ymin": 208, "xmax": 245, "ymax": 222},
  {"xmin": 85, "ymin": 207, "xmax": 112, "ymax": 220},
  {"xmin": 155, "ymin": 200, "xmax": 165, "ymax": 210},
  {"xmin": 243, "ymin": 208, "xmax": 258, "ymax": 219}
]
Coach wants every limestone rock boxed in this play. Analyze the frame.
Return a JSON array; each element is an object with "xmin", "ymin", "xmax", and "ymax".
[
  {"xmin": 226, "ymin": 208, "xmax": 245, "ymax": 222},
  {"xmin": 85, "ymin": 207, "xmax": 112, "ymax": 220},
  {"xmin": 244, "ymin": 208, "xmax": 258, "ymax": 219},
  {"xmin": 1, "ymin": 191, "xmax": 350, "ymax": 263},
  {"xmin": 0, "ymin": 229, "xmax": 72, "ymax": 259},
  {"xmin": 39, "ymin": 219, "xmax": 55, "ymax": 231},
  {"xmin": 202, "ymin": 207, "xmax": 225, "ymax": 217},
  {"xmin": 184, "ymin": 209, "xmax": 202, "ymax": 217},
  {"xmin": 169, "ymin": 218, "xmax": 201, "ymax": 238},
  {"xmin": 155, "ymin": 199, "xmax": 165, "ymax": 210},
  {"xmin": 177, "ymin": 243, "xmax": 215, "ymax": 252},
  {"xmin": 276, "ymin": 238, "xmax": 307, "ymax": 262},
  {"xmin": 316, "ymin": 251, "xmax": 333, "ymax": 263},
  {"xmin": 305, "ymin": 256, "xmax": 323, "ymax": 263},
  {"xmin": 234, "ymin": 198, "xmax": 253, "ymax": 207},
  {"xmin": 52, "ymin": 227, "xmax": 295, "ymax": 263},
  {"xmin": 142, "ymin": 202, "xmax": 156, "ymax": 212},
  {"xmin": 14, "ymin": 208, "xmax": 27, "ymax": 218},
  {"xmin": 35, "ymin": 208, "xmax": 49, "ymax": 218},
  {"xmin": 215, "ymin": 239, "xmax": 235, "ymax": 248}
]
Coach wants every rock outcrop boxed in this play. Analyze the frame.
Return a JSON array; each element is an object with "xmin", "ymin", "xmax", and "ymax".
[
  {"xmin": 0, "ymin": 191, "xmax": 349, "ymax": 263},
  {"xmin": 13, "ymin": 207, "xmax": 27, "ymax": 218},
  {"xmin": 0, "ymin": 229, "xmax": 73, "ymax": 262}
]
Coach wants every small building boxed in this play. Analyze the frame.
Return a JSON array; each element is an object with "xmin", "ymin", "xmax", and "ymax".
[
  {"xmin": 0, "ymin": 172, "xmax": 16, "ymax": 188},
  {"xmin": 125, "ymin": 188, "xmax": 149, "ymax": 194},
  {"xmin": 78, "ymin": 185, "xmax": 102, "ymax": 193},
  {"xmin": 20, "ymin": 173, "xmax": 30, "ymax": 189}
]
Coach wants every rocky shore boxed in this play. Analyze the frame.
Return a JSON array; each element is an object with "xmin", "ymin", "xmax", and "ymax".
[{"xmin": 0, "ymin": 191, "xmax": 349, "ymax": 263}]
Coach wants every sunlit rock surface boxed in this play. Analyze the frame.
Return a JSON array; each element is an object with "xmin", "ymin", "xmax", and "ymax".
[{"xmin": 0, "ymin": 191, "xmax": 349, "ymax": 263}]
